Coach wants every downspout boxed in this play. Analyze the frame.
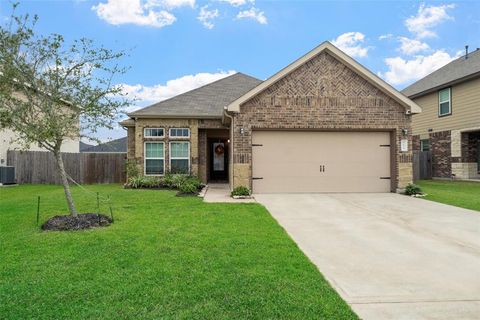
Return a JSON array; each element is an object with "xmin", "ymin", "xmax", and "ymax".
[{"xmin": 223, "ymin": 106, "xmax": 235, "ymax": 190}]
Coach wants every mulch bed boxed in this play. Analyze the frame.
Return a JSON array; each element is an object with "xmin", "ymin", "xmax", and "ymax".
[{"xmin": 41, "ymin": 213, "xmax": 112, "ymax": 231}]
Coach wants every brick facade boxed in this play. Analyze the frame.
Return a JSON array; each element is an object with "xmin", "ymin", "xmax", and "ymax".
[
  {"xmin": 429, "ymin": 130, "xmax": 451, "ymax": 178},
  {"xmin": 198, "ymin": 129, "xmax": 208, "ymax": 183},
  {"xmin": 231, "ymin": 51, "xmax": 413, "ymax": 191},
  {"xmin": 461, "ymin": 132, "xmax": 480, "ymax": 163},
  {"xmin": 127, "ymin": 126, "xmax": 135, "ymax": 160},
  {"xmin": 132, "ymin": 119, "xmax": 199, "ymax": 176},
  {"xmin": 412, "ymin": 135, "xmax": 420, "ymax": 151},
  {"xmin": 125, "ymin": 51, "xmax": 418, "ymax": 191},
  {"xmin": 126, "ymin": 118, "xmax": 227, "ymax": 181},
  {"xmin": 412, "ymin": 130, "xmax": 479, "ymax": 179},
  {"xmin": 452, "ymin": 131, "xmax": 480, "ymax": 179}
]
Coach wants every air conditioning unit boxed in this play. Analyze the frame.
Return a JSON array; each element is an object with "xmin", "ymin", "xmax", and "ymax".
[{"xmin": 0, "ymin": 166, "xmax": 16, "ymax": 185}]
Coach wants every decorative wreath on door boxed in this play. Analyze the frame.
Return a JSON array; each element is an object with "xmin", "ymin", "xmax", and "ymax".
[{"xmin": 214, "ymin": 144, "xmax": 225, "ymax": 155}]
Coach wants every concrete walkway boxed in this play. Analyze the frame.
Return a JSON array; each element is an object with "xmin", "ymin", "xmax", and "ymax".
[
  {"xmin": 255, "ymin": 193, "xmax": 480, "ymax": 320},
  {"xmin": 203, "ymin": 183, "xmax": 256, "ymax": 203}
]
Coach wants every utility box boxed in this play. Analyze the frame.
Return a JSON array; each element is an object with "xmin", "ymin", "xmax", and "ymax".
[{"xmin": 0, "ymin": 166, "xmax": 16, "ymax": 185}]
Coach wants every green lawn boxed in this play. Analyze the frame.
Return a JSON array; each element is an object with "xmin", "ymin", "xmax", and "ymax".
[
  {"xmin": 417, "ymin": 180, "xmax": 480, "ymax": 212},
  {"xmin": 0, "ymin": 184, "xmax": 357, "ymax": 319}
]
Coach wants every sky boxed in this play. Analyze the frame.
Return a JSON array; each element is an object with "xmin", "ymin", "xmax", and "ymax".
[{"xmin": 1, "ymin": 0, "xmax": 479, "ymax": 143}]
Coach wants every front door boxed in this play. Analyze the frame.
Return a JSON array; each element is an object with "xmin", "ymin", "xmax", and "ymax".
[{"xmin": 209, "ymin": 139, "xmax": 228, "ymax": 181}]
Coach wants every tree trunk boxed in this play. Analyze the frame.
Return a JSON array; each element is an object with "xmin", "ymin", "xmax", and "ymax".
[{"xmin": 54, "ymin": 151, "xmax": 78, "ymax": 217}]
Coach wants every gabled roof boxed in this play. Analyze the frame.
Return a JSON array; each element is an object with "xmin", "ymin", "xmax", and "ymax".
[
  {"xmin": 82, "ymin": 137, "xmax": 127, "ymax": 153},
  {"xmin": 80, "ymin": 141, "xmax": 94, "ymax": 152},
  {"xmin": 402, "ymin": 49, "xmax": 480, "ymax": 98},
  {"xmin": 227, "ymin": 41, "xmax": 421, "ymax": 114},
  {"xmin": 128, "ymin": 73, "xmax": 262, "ymax": 118}
]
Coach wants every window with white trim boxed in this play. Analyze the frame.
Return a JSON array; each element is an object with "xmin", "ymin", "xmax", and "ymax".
[
  {"xmin": 145, "ymin": 142, "xmax": 164, "ymax": 175},
  {"xmin": 420, "ymin": 139, "xmax": 430, "ymax": 152},
  {"xmin": 438, "ymin": 88, "xmax": 451, "ymax": 116},
  {"xmin": 169, "ymin": 142, "xmax": 190, "ymax": 174},
  {"xmin": 169, "ymin": 128, "xmax": 190, "ymax": 138},
  {"xmin": 144, "ymin": 128, "xmax": 164, "ymax": 138}
]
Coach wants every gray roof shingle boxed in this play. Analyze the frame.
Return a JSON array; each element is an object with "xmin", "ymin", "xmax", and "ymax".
[
  {"xmin": 128, "ymin": 72, "xmax": 262, "ymax": 118},
  {"xmin": 82, "ymin": 137, "xmax": 127, "ymax": 153},
  {"xmin": 402, "ymin": 49, "xmax": 480, "ymax": 98}
]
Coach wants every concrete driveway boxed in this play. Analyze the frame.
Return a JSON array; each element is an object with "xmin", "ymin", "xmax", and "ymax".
[{"xmin": 255, "ymin": 193, "xmax": 480, "ymax": 320}]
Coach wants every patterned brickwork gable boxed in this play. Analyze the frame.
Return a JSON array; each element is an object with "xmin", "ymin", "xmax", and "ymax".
[{"xmin": 232, "ymin": 51, "xmax": 412, "ymax": 190}]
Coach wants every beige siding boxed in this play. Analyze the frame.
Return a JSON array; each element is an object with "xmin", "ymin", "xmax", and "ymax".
[
  {"xmin": 1, "ymin": 91, "xmax": 80, "ymax": 164},
  {"xmin": 1, "ymin": 128, "xmax": 79, "ymax": 165},
  {"xmin": 412, "ymin": 77, "xmax": 480, "ymax": 137}
]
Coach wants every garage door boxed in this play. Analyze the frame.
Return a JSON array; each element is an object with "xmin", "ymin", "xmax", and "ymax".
[{"xmin": 252, "ymin": 131, "xmax": 391, "ymax": 193}]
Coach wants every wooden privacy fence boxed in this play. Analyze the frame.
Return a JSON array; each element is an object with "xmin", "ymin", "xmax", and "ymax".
[
  {"xmin": 7, "ymin": 150, "xmax": 126, "ymax": 184},
  {"xmin": 413, "ymin": 150, "xmax": 432, "ymax": 181}
]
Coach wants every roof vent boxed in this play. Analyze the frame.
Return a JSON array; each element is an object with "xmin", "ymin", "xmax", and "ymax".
[{"xmin": 465, "ymin": 45, "xmax": 469, "ymax": 59}]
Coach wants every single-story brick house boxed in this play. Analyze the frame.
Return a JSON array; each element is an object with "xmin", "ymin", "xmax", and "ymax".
[{"xmin": 121, "ymin": 42, "xmax": 421, "ymax": 193}]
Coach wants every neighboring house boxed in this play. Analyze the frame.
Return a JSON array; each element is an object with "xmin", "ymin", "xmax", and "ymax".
[
  {"xmin": 81, "ymin": 137, "xmax": 127, "ymax": 153},
  {"xmin": 403, "ymin": 48, "xmax": 480, "ymax": 180},
  {"xmin": 121, "ymin": 41, "xmax": 421, "ymax": 193},
  {"xmin": 79, "ymin": 141, "xmax": 94, "ymax": 152},
  {"xmin": 0, "ymin": 128, "xmax": 79, "ymax": 165}
]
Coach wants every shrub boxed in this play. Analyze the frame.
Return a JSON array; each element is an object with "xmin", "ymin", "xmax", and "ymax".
[
  {"xmin": 142, "ymin": 176, "xmax": 161, "ymax": 188},
  {"xmin": 405, "ymin": 183, "xmax": 422, "ymax": 196},
  {"xmin": 125, "ymin": 160, "xmax": 140, "ymax": 178},
  {"xmin": 163, "ymin": 173, "xmax": 175, "ymax": 188},
  {"xmin": 126, "ymin": 176, "xmax": 161, "ymax": 189},
  {"xmin": 178, "ymin": 180, "xmax": 199, "ymax": 194},
  {"xmin": 126, "ymin": 176, "xmax": 144, "ymax": 189},
  {"xmin": 177, "ymin": 176, "xmax": 202, "ymax": 194},
  {"xmin": 127, "ymin": 172, "xmax": 202, "ymax": 191},
  {"xmin": 172, "ymin": 174, "xmax": 187, "ymax": 189},
  {"xmin": 186, "ymin": 176, "xmax": 202, "ymax": 189},
  {"xmin": 231, "ymin": 186, "xmax": 250, "ymax": 197}
]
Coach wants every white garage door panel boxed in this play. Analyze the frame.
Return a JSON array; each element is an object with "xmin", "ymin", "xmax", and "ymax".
[{"xmin": 252, "ymin": 131, "xmax": 391, "ymax": 193}]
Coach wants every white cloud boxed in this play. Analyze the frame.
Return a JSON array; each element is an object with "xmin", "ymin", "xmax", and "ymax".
[
  {"xmin": 92, "ymin": 0, "xmax": 176, "ymax": 28},
  {"xmin": 405, "ymin": 3, "xmax": 455, "ymax": 38},
  {"xmin": 145, "ymin": 0, "xmax": 195, "ymax": 9},
  {"xmin": 197, "ymin": 6, "xmax": 219, "ymax": 29},
  {"xmin": 378, "ymin": 33, "xmax": 393, "ymax": 40},
  {"xmin": 218, "ymin": 0, "xmax": 254, "ymax": 7},
  {"xmin": 120, "ymin": 70, "xmax": 236, "ymax": 112},
  {"xmin": 331, "ymin": 32, "xmax": 369, "ymax": 58},
  {"xmin": 398, "ymin": 37, "xmax": 430, "ymax": 55},
  {"xmin": 236, "ymin": 7, "xmax": 267, "ymax": 24},
  {"xmin": 381, "ymin": 50, "xmax": 459, "ymax": 86}
]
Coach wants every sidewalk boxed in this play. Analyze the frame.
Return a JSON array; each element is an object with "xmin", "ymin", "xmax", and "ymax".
[{"xmin": 203, "ymin": 183, "xmax": 256, "ymax": 203}]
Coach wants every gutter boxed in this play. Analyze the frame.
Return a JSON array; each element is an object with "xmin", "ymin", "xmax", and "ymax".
[{"xmin": 125, "ymin": 114, "xmax": 222, "ymax": 119}]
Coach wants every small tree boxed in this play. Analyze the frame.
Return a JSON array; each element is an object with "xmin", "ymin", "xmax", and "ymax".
[{"xmin": 0, "ymin": 4, "xmax": 130, "ymax": 216}]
